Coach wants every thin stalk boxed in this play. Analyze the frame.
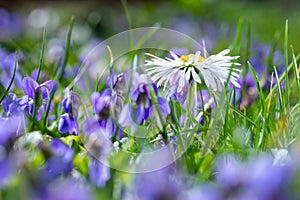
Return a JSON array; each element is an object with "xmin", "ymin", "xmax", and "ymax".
[
  {"xmin": 284, "ymin": 20, "xmax": 289, "ymax": 107},
  {"xmin": 265, "ymin": 53, "xmax": 300, "ymax": 101},
  {"xmin": 0, "ymin": 53, "xmax": 17, "ymax": 104},
  {"xmin": 193, "ymin": 81, "xmax": 198, "ymax": 118},
  {"xmin": 55, "ymin": 16, "xmax": 75, "ymax": 82},
  {"xmin": 36, "ymin": 28, "xmax": 46, "ymax": 82}
]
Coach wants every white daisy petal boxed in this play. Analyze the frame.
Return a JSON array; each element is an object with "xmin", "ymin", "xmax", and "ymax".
[
  {"xmin": 191, "ymin": 68, "xmax": 201, "ymax": 83},
  {"xmin": 185, "ymin": 68, "xmax": 191, "ymax": 81},
  {"xmin": 145, "ymin": 49, "xmax": 240, "ymax": 91}
]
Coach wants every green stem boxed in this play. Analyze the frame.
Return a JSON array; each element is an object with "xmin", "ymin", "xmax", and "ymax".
[
  {"xmin": 55, "ymin": 16, "xmax": 75, "ymax": 83},
  {"xmin": 193, "ymin": 81, "xmax": 198, "ymax": 118},
  {"xmin": 36, "ymin": 28, "xmax": 46, "ymax": 82},
  {"xmin": 0, "ymin": 53, "xmax": 17, "ymax": 104}
]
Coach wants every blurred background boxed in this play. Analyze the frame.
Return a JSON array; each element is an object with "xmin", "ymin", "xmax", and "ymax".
[{"xmin": 1, "ymin": 0, "xmax": 299, "ymax": 51}]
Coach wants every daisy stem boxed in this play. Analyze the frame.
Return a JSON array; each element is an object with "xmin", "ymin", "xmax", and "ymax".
[
  {"xmin": 193, "ymin": 81, "xmax": 198, "ymax": 118},
  {"xmin": 185, "ymin": 81, "xmax": 196, "ymax": 128}
]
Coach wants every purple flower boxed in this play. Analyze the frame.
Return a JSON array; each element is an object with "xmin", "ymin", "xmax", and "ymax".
[
  {"xmin": 21, "ymin": 77, "xmax": 58, "ymax": 121},
  {"xmin": 0, "ymin": 150, "xmax": 25, "ymax": 188},
  {"xmin": 88, "ymin": 158, "xmax": 110, "ymax": 188},
  {"xmin": 58, "ymin": 88, "xmax": 79, "ymax": 135},
  {"xmin": 131, "ymin": 75, "xmax": 169, "ymax": 124},
  {"xmin": 0, "ymin": 156, "xmax": 12, "ymax": 188},
  {"xmin": 152, "ymin": 96, "xmax": 171, "ymax": 116},
  {"xmin": 41, "ymin": 178, "xmax": 92, "ymax": 200},
  {"xmin": 134, "ymin": 166, "xmax": 182, "ymax": 200},
  {"xmin": 0, "ymin": 9, "xmax": 23, "ymax": 39},
  {"xmin": 62, "ymin": 88, "xmax": 73, "ymax": 113},
  {"xmin": 0, "ymin": 115, "xmax": 26, "ymax": 147},
  {"xmin": 187, "ymin": 184, "xmax": 222, "ymax": 200},
  {"xmin": 213, "ymin": 154, "xmax": 294, "ymax": 200},
  {"xmin": 119, "ymin": 74, "xmax": 170, "ymax": 130},
  {"xmin": 89, "ymin": 89, "xmax": 121, "ymax": 137},
  {"xmin": 43, "ymin": 139, "xmax": 74, "ymax": 179},
  {"xmin": 58, "ymin": 114, "xmax": 78, "ymax": 135},
  {"xmin": 0, "ymin": 50, "xmax": 23, "ymax": 89},
  {"xmin": 166, "ymin": 80, "xmax": 189, "ymax": 105},
  {"xmin": 106, "ymin": 70, "xmax": 128, "ymax": 92},
  {"xmin": 31, "ymin": 69, "xmax": 50, "ymax": 84},
  {"xmin": 2, "ymin": 93, "xmax": 29, "ymax": 117}
]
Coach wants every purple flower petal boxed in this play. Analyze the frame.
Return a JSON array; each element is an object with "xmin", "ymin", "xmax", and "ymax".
[
  {"xmin": 89, "ymin": 158, "xmax": 110, "ymax": 188},
  {"xmin": 41, "ymin": 80, "xmax": 58, "ymax": 100},
  {"xmin": 157, "ymin": 97, "xmax": 171, "ymax": 116},
  {"xmin": 22, "ymin": 77, "xmax": 39, "ymax": 99},
  {"xmin": 131, "ymin": 88, "xmax": 139, "ymax": 102},
  {"xmin": 81, "ymin": 116, "xmax": 101, "ymax": 137},
  {"xmin": 62, "ymin": 88, "xmax": 72, "ymax": 113},
  {"xmin": 58, "ymin": 113, "xmax": 78, "ymax": 135}
]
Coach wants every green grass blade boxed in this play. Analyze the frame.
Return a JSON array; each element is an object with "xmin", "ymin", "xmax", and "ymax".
[
  {"xmin": 121, "ymin": 0, "xmax": 132, "ymax": 48},
  {"xmin": 291, "ymin": 46, "xmax": 300, "ymax": 111},
  {"xmin": 265, "ymin": 53, "xmax": 300, "ymax": 101},
  {"xmin": 0, "ymin": 53, "xmax": 18, "ymax": 104},
  {"xmin": 36, "ymin": 28, "xmax": 46, "ymax": 82},
  {"xmin": 267, "ymin": 31, "xmax": 280, "ymax": 72},
  {"xmin": 55, "ymin": 16, "xmax": 75, "ymax": 82},
  {"xmin": 273, "ymin": 66, "xmax": 284, "ymax": 112},
  {"xmin": 248, "ymin": 61, "xmax": 265, "ymax": 111},
  {"xmin": 284, "ymin": 20, "xmax": 289, "ymax": 107},
  {"xmin": 233, "ymin": 19, "xmax": 244, "ymax": 55},
  {"xmin": 243, "ymin": 22, "xmax": 251, "ymax": 76}
]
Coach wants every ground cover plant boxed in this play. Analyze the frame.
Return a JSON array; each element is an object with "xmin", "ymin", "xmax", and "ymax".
[{"xmin": 1, "ymin": 1, "xmax": 300, "ymax": 199}]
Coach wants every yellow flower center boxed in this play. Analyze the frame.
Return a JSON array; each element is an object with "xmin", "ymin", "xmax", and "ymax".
[
  {"xmin": 179, "ymin": 54, "xmax": 205, "ymax": 62},
  {"xmin": 54, "ymin": 96, "xmax": 61, "ymax": 103}
]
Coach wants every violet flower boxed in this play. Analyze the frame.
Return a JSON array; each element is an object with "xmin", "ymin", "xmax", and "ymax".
[
  {"xmin": 0, "ymin": 115, "xmax": 26, "ymax": 147},
  {"xmin": 0, "ymin": 156, "xmax": 12, "ymax": 188},
  {"xmin": 134, "ymin": 166, "xmax": 182, "ymax": 200},
  {"xmin": 131, "ymin": 74, "xmax": 170, "ymax": 124},
  {"xmin": 21, "ymin": 77, "xmax": 58, "ymax": 121},
  {"xmin": 0, "ymin": 50, "xmax": 23, "ymax": 89},
  {"xmin": 0, "ymin": 151, "xmax": 25, "ymax": 189},
  {"xmin": 2, "ymin": 93, "xmax": 28, "ymax": 117},
  {"xmin": 82, "ymin": 116, "xmax": 112, "ymax": 188},
  {"xmin": 213, "ymin": 154, "xmax": 294, "ymax": 200},
  {"xmin": 58, "ymin": 88, "xmax": 79, "ymax": 135},
  {"xmin": 43, "ymin": 139, "xmax": 74, "ymax": 180},
  {"xmin": 118, "ymin": 74, "xmax": 170, "ymax": 131},
  {"xmin": 88, "ymin": 88, "xmax": 121, "ymax": 137},
  {"xmin": 88, "ymin": 158, "xmax": 110, "ymax": 188},
  {"xmin": 0, "ymin": 8, "xmax": 23, "ymax": 40},
  {"xmin": 40, "ymin": 178, "xmax": 92, "ymax": 200}
]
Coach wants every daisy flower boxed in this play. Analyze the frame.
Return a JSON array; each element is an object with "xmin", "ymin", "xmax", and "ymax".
[{"xmin": 145, "ymin": 49, "xmax": 240, "ymax": 92}]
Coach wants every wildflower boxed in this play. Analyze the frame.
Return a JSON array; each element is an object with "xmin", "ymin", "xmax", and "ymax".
[
  {"xmin": 2, "ymin": 93, "xmax": 28, "ymax": 117},
  {"xmin": 0, "ymin": 150, "xmax": 24, "ymax": 188},
  {"xmin": 39, "ymin": 178, "xmax": 92, "ymax": 200},
  {"xmin": 88, "ymin": 158, "xmax": 110, "ymax": 188},
  {"xmin": 213, "ymin": 154, "xmax": 293, "ymax": 200},
  {"xmin": 145, "ymin": 49, "xmax": 240, "ymax": 92},
  {"xmin": 21, "ymin": 77, "xmax": 58, "ymax": 121},
  {"xmin": 0, "ymin": 8, "xmax": 22, "ymax": 39},
  {"xmin": 131, "ymin": 74, "xmax": 170, "ymax": 122},
  {"xmin": 92, "ymin": 89, "xmax": 115, "ymax": 134},
  {"xmin": 82, "ymin": 118, "xmax": 111, "ymax": 188},
  {"xmin": 58, "ymin": 88, "xmax": 79, "ymax": 135},
  {"xmin": 134, "ymin": 165, "xmax": 182, "ymax": 200},
  {"xmin": 31, "ymin": 69, "xmax": 50, "ymax": 84},
  {"xmin": 119, "ymin": 74, "xmax": 170, "ymax": 129},
  {"xmin": 0, "ymin": 115, "xmax": 26, "ymax": 147},
  {"xmin": 40, "ymin": 139, "xmax": 74, "ymax": 181},
  {"xmin": 0, "ymin": 50, "xmax": 23, "ymax": 88},
  {"xmin": 82, "ymin": 88, "xmax": 121, "ymax": 138}
]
